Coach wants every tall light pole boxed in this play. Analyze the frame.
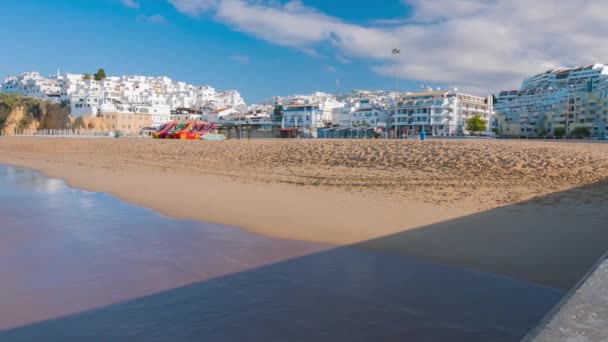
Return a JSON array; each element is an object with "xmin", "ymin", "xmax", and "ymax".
[{"xmin": 391, "ymin": 48, "xmax": 401, "ymax": 139}]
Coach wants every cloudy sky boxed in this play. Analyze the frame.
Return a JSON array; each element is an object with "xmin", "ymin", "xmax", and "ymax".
[{"xmin": 1, "ymin": 0, "xmax": 605, "ymax": 102}]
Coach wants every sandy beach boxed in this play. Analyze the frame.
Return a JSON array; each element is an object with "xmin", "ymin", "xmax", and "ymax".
[{"xmin": 2, "ymin": 137, "xmax": 608, "ymax": 289}]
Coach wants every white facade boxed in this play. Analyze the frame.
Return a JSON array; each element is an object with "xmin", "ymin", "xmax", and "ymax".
[
  {"xmin": 333, "ymin": 105, "xmax": 357, "ymax": 127},
  {"xmin": 70, "ymin": 94, "xmax": 102, "ymax": 117},
  {"xmin": 132, "ymin": 104, "xmax": 171, "ymax": 127},
  {"xmin": 350, "ymin": 108, "xmax": 388, "ymax": 128},
  {"xmin": 495, "ymin": 63, "xmax": 608, "ymax": 137},
  {"xmin": 394, "ymin": 90, "xmax": 491, "ymax": 136},
  {"xmin": 330, "ymin": 99, "xmax": 387, "ymax": 128},
  {"xmin": 282, "ymin": 105, "xmax": 324, "ymax": 128},
  {"xmin": 2, "ymin": 72, "xmax": 61, "ymax": 102},
  {"xmin": 273, "ymin": 91, "xmax": 402, "ymax": 128}
]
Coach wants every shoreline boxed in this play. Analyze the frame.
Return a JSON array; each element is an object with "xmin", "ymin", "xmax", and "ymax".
[{"xmin": 0, "ymin": 150, "xmax": 472, "ymax": 245}]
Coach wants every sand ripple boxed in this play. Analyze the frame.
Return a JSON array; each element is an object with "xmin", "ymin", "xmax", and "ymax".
[{"xmin": 3, "ymin": 138, "xmax": 608, "ymax": 210}]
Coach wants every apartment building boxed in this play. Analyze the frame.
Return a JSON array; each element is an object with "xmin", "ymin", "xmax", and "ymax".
[
  {"xmin": 495, "ymin": 63, "xmax": 608, "ymax": 137},
  {"xmin": 393, "ymin": 90, "xmax": 491, "ymax": 136}
]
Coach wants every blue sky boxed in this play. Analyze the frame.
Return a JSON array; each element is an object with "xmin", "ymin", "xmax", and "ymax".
[{"xmin": 1, "ymin": 0, "xmax": 605, "ymax": 103}]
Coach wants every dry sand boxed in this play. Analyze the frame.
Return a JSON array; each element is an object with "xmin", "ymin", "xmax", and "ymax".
[
  {"xmin": 1, "ymin": 137, "xmax": 608, "ymax": 242},
  {"xmin": 2, "ymin": 137, "xmax": 608, "ymax": 288}
]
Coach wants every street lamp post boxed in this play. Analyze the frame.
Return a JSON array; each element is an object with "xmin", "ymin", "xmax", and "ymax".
[{"xmin": 391, "ymin": 48, "xmax": 401, "ymax": 139}]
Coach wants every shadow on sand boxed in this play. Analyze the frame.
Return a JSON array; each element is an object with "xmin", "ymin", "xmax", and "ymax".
[
  {"xmin": 353, "ymin": 179, "xmax": 608, "ymax": 290},
  {"xmin": 2, "ymin": 181, "xmax": 608, "ymax": 341}
]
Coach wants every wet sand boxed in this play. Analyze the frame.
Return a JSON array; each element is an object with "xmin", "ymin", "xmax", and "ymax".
[
  {"xmin": 0, "ymin": 165, "xmax": 331, "ymax": 331},
  {"xmin": 0, "ymin": 165, "xmax": 562, "ymax": 341}
]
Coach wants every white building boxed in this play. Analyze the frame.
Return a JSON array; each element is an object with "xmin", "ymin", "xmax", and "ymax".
[
  {"xmin": 394, "ymin": 89, "xmax": 492, "ymax": 136},
  {"xmin": 202, "ymin": 108, "xmax": 240, "ymax": 123},
  {"xmin": 2, "ymin": 72, "xmax": 61, "ymax": 102},
  {"xmin": 495, "ymin": 63, "xmax": 608, "ymax": 137},
  {"xmin": 132, "ymin": 104, "xmax": 171, "ymax": 127},
  {"xmin": 350, "ymin": 107, "xmax": 388, "ymax": 128},
  {"xmin": 70, "ymin": 94, "xmax": 102, "ymax": 117},
  {"xmin": 1, "ymin": 71, "xmax": 247, "ymax": 124},
  {"xmin": 333, "ymin": 105, "xmax": 357, "ymax": 127},
  {"xmin": 282, "ymin": 105, "xmax": 325, "ymax": 128},
  {"xmin": 330, "ymin": 99, "xmax": 387, "ymax": 128}
]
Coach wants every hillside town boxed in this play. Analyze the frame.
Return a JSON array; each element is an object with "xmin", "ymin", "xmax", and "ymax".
[{"xmin": 3, "ymin": 63, "xmax": 608, "ymax": 139}]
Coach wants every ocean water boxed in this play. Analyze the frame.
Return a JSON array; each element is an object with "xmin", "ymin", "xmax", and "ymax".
[{"xmin": 0, "ymin": 164, "xmax": 563, "ymax": 341}]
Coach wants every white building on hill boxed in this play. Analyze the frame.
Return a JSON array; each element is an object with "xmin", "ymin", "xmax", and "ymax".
[
  {"xmin": 2, "ymin": 72, "xmax": 61, "ymax": 102},
  {"xmin": 1, "ymin": 71, "xmax": 246, "ymax": 127}
]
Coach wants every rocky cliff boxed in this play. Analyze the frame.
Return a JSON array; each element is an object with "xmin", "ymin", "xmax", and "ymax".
[
  {"xmin": 71, "ymin": 116, "xmax": 109, "ymax": 131},
  {"xmin": 0, "ymin": 94, "xmax": 107, "ymax": 135}
]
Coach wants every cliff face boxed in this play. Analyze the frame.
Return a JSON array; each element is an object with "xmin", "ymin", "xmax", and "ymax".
[
  {"xmin": 0, "ymin": 94, "xmax": 71, "ymax": 135},
  {"xmin": 72, "ymin": 116, "xmax": 109, "ymax": 131},
  {"xmin": 0, "ymin": 94, "xmax": 108, "ymax": 135}
]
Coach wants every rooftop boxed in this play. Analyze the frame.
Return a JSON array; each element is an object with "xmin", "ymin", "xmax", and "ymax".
[{"xmin": 402, "ymin": 90, "xmax": 448, "ymax": 98}]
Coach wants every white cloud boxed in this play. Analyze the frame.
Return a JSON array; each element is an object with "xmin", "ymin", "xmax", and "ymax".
[
  {"xmin": 168, "ymin": 0, "xmax": 218, "ymax": 16},
  {"xmin": 230, "ymin": 54, "xmax": 250, "ymax": 64},
  {"xmin": 299, "ymin": 48, "xmax": 322, "ymax": 58},
  {"xmin": 121, "ymin": 0, "xmax": 140, "ymax": 8},
  {"xmin": 168, "ymin": 0, "xmax": 608, "ymax": 95},
  {"xmin": 335, "ymin": 55, "xmax": 352, "ymax": 64},
  {"xmin": 325, "ymin": 65, "xmax": 337, "ymax": 73},
  {"xmin": 140, "ymin": 14, "xmax": 168, "ymax": 24},
  {"xmin": 403, "ymin": 0, "xmax": 488, "ymax": 22}
]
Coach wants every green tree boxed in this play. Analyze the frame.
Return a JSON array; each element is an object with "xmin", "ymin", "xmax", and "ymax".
[
  {"xmin": 553, "ymin": 127, "xmax": 566, "ymax": 138},
  {"xmin": 570, "ymin": 126, "xmax": 591, "ymax": 138},
  {"xmin": 94, "ymin": 68, "xmax": 107, "ymax": 81},
  {"xmin": 83, "ymin": 73, "xmax": 92, "ymax": 80},
  {"xmin": 465, "ymin": 115, "xmax": 487, "ymax": 135}
]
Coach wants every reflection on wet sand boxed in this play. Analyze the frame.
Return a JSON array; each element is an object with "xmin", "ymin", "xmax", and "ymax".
[{"xmin": 0, "ymin": 165, "xmax": 562, "ymax": 341}]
